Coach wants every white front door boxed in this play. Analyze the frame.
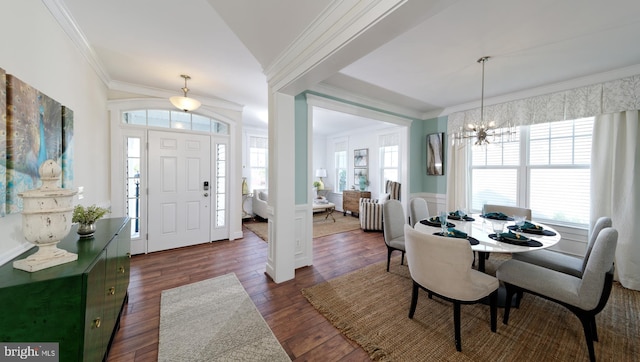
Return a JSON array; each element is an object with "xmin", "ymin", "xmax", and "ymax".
[{"xmin": 147, "ymin": 130, "xmax": 211, "ymax": 252}]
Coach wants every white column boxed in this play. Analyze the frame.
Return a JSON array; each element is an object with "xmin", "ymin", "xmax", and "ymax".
[{"xmin": 265, "ymin": 91, "xmax": 296, "ymax": 283}]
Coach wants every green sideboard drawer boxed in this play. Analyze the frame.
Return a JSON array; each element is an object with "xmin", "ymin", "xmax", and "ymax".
[{"xmin": 0, "ymin": 217, "xmax": 131, "ymax": 362}]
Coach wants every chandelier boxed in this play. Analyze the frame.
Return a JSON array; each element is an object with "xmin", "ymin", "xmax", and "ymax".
[
  {"xmin": 452, "ymin": 56, "xmax": 514, "ymax": 146},
  {"xmin": 169, "ymin": 74, "xmax": 201, "ymax": 112}
]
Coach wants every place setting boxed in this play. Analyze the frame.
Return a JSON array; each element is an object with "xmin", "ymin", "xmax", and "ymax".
[
  {"xmin": 447, "ymin": 208, "xmax": 475, "ymax": 221},
  {"xmin": 488, "ymin": 219, "xmax": 543, "ymax": 247},
  {"xmin": 420, "ymin": 214, "xmax": 455, "ymax": 228},
  {"xmin": 421, "ymin": 211, "xmax": 479, "ymax": 245},
  {"xmin": 433, "ymin": 227, "xmax": 480, "ymax": 245},
  {"xmin": 479, "ymin": 211, "xmax": 514, "ymax": 221},
  {"xmin": 507, "ymin": 216, "xmax": 557, "ymax": 236}
]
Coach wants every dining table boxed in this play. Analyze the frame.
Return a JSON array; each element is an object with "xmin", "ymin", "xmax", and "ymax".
[
  {"xmin": 414, "ymin": 213, "xmax": 561, "ymax": 273},
  {"xmin": 414, "ymin": 213, "xmax": 561, "ymax": 306}
]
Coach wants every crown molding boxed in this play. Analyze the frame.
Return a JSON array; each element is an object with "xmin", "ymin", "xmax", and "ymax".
[
  {"xmin": 306, "ymin": 93, "xmax": 412, "ymax": 127},
  {"xmin": 42, "ymin": 0, "xmax": 111, "ymax": 86},
  {"xmin": 310, "ymin": 82, "xmax": 422, "ymax": 120},
  {"xmin": 109, "ymin": 80, "xmax": 244, "ymax": 111},
  {"xmin": 264, "ymin": 0, "xmax": 407, "ymax": 93}
]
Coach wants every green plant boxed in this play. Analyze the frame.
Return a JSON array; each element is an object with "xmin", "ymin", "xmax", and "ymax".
[
  {"xmin": 313, "ymin": 181, "xmax": 321, "ymax": 188},
  {"xmin": 72, "ymin": 204, "xmax": 109, "ymax": 224}
]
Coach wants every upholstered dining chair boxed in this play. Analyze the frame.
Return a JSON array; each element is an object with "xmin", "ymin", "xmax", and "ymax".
[
  {"xmin": 382, "ymin": 199, "xmax": 406, "ymax": 272},
  {"xmin": 409, "ymin": 198, "xmax": 429, "ymax": 227},
  {"xmin": 404, "ymin": 225, "xmax": 498, "ymax": 352},
  {"xmin": 497, "ymin": 227, "xmax": 618, "ymax": 362},
  {"xmin": 482, "ymin": 204, "xmax": 532, "ymax": 220},
  {"xmin": 512, "ymin": 216, "xmax": 612, "ymax": 277}
]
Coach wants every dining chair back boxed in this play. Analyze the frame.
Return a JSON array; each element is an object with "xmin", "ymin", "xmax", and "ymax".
[
  {"xmin": 382, "ymin": 199, "xmax": 406, "ymax": 271},
  {"xmin": 409, "ymin": 198, "xmax": 429, "ymax": 227},
  {"xmin": 512, "ymin": 216, "xmax": 612, "ymax": 277},
  {"xmin": 404, "ymin": 225, "xmax": 499, "ymax": 351},
  {"xmin": 497, "ymin": 227, "xmax": 618, "ymax": 362},
  {"xmin": 482, "ymin": 204, "xmax": 532, "ymax": 220}
]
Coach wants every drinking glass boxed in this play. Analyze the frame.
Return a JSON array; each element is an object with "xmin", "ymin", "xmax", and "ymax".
[
  {"xmin": 492, "ymin": 221, "xmax": 504, "ymax": 240},
  {"xmin": 514, "ymin": 215, "xmax": 525, "ymax": 232},
  {"xmin": 439, "ymin": 211, "xmax": 448, "ymax": 235}
]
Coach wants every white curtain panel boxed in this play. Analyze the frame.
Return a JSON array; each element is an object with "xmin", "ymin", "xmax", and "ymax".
[
  {"xmin": 590, "ymin": 110, "xmax": 640, "ymax": 290},
  {"xmin": 445, "ymin": 143, "xmax": 468, "ymax": 212}
]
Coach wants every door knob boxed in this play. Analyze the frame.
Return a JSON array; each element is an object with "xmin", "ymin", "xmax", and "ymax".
[{"xmin": 204, "ymin": 193, "xmax": 209, "ymax": 197}]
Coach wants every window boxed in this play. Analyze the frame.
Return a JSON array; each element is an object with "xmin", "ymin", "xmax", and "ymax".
[
  {"xmin": 122, "ymin": 110, "xmax": 228, "ymax": 135},
  {"xmin": 215, "ymin": 143, "xmax": 226, "ymax": 227},
  {"xmin": 125, "ymin": 137, "xmax": 141, "ymax": 238},
  {"xmin": 379, "ymin": 133, "xmax": 399, "ymax": 192},
  {"xmin": 334, "ymin": 141, "xmax": 347, "ymax": 192},
  {"xmin": 470, "ymin": 117, "xmax": 594, "ymax": 226},
  {"xmin": 249, "ymin": 136, "xmax": 268, "ymax": 191}
]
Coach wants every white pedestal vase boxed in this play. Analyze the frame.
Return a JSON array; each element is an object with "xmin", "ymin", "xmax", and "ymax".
[{"xmin": 13, "ymin": 160, "xmax": 78, "ymax": 272}]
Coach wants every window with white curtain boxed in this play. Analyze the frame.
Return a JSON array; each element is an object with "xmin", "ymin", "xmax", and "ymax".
[
  {"xmin": 249, "ymin": 136, "xmax": 268, "ymax": 191},
  {"xmin": 470, "ymin": 117, "xmax": 594, "ymax": 226},
  {"xmin": 379, "ymin": 133, "xmax": 399, "ymax": 192},
  {"xmin": 334, "ymin": 141, "xmax": 347, "ymax": 192}
]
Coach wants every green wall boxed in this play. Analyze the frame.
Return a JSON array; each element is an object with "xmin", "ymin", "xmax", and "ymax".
[
  {"xmin": 410, "ymin": 116, "xmax": 448, "ymax": 194},
  {"xmin": 294, "ymin": 92, "xmax": 448, "ymax": 204}
]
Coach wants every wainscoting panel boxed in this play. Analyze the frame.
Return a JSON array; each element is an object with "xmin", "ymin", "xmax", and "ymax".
[
  {"xmin": 294, "ymin": 206, "xmax": 312, "ymax": 268},
  {"xmin": 410, "ymin": 193, "xmax": 446, "ymax": 218}
]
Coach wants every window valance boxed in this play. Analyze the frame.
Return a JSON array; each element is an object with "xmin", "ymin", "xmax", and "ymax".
[{"xmin": 448, "ymin": 74, "xmax": 640, "ymax": 133}]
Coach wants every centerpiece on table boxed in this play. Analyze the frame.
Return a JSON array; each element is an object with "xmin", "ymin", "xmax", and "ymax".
[{"xmin": 72, "ymin": 204, "xmax": 109, "ymax": 238}]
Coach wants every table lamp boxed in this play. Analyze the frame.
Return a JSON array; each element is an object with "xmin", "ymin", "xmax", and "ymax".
[{"xmin": 315, "ymin": 168, "xmax": 327, "ymax": 190}]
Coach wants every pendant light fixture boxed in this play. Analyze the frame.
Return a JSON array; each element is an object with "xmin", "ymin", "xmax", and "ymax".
[
  {"xmin": 169, "ymin": 74, "xmax": 201, "ymax": 112},
  {"xmin": 452, "ymin": 56, "xmax": 514, "ymax": 146}
]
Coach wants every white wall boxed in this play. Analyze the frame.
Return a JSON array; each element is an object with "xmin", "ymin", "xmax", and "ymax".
[
  {"xmin": 312, "ymin": 134, "xmax": 327, "ymax": 188},
  {"xmin": 0, "ymin": 1, "xmax": 110, "ymax": 265},
  {"xmin": 322, "ymin": 124, "xmax": 404, "ymax": 203}
]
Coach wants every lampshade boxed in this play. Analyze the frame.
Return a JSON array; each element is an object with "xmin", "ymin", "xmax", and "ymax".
[
  {"xmin": 170, "ymin": 95, "xmax": 201, "ymax": 112},
  {"xmin": 170, "ymin": 74, "xmax": 201, "ymax": 112},
  {"xmin": 315, "ymin": 168, "xmax": 327, "ymax": 178}
]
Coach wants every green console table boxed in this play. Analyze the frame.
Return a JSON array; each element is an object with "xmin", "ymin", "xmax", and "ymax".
[{"xmin": 0, "ymin": 217, "xmax": 131, "ymax": 362}]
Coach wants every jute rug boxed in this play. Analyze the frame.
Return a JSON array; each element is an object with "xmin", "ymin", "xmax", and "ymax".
[
  {"xmin": 158, "ymin": 273, "xmax": 290, "ymax": 361},
  {"xmin": 302, "ymin": 255, "xmax": 639, "ymax": 361},
  {"xmin": 244, "ymin": 212, "xmax": 363, "ymax": 241}
]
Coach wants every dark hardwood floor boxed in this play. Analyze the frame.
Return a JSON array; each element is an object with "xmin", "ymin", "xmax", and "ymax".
[{"xmin": 107, "ymin": 222, "xmax": 387, "ymax": 361}]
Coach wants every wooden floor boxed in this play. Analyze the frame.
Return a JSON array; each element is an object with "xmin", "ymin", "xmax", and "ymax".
[{"xmin": 107, "ymin": 222, "xmax": 387, "ymax": 361}]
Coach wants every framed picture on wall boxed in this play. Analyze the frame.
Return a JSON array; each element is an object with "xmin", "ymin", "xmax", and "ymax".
[
  {"xmin": 426, "ymin": 132, "xmax": 444, "ymax": 175},
  {"xmin": 354, "ymin": 168, "xmax": 368, "ymax": 187},
  {"xmin": 354, "ymin": 148, "xmax": 368, "ymax": 167}
]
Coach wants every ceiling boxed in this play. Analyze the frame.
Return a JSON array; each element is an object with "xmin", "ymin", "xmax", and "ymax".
[{"xmin": 58, "ymin": 0, "xmax": 640, "ymax": 135}]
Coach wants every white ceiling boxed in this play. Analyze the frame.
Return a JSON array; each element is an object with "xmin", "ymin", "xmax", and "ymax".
[{"xmin": 59, "ymin": 0, "xmax": 640, "ymax": 135}]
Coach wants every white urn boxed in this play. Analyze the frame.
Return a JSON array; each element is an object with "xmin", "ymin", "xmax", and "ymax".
[{"xmin": 13, "ymin": 159, "xmax": 78, "ymax": 272}]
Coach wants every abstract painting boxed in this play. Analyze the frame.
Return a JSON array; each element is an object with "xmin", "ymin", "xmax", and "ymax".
[
  {"xmin": 0, "ymin": 68, "xmax": 6, "ymax": 217},
  {"xmin": 6, "ymin": 75, "xmax": 63, "ymax": 213},
  {"xmin": 427, "ymin": 132, "xmax": 444, "ymax": 175},
  {"xmin": 61, "ymin": 106, "xmax": 74, "ymax": 189}
]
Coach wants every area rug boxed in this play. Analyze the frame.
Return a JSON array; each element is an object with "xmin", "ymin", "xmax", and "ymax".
[
  {"xmin": 158, "ymin": 273, "xmax": 290, "ymax": 361},
  {"xmin": 244, "ymin": 212, "xmax": 363, "ymax": 241},
  {"xmin": 302, "ymin": 256, "xmax": 639, "ymax": 361}
]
